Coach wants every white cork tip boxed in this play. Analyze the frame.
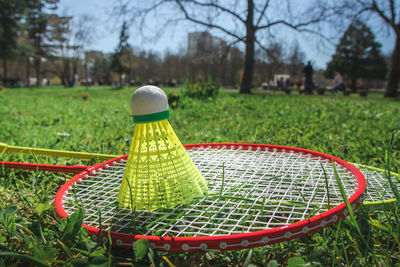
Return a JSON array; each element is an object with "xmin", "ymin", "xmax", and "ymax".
[{"xmin": 130, "ymin": 85, "xmax": 169, "ymax": 116}]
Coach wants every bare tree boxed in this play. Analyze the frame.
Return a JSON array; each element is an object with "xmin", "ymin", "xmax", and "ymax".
[
  {"xmin": 47, "ymin": 14, "xmax": 96, "ymax": 86},
  {"xmin": 340, "ymin": 0, "xmax": 399, "ymax": 97},
  {"xmin": 115, "ymin": 0, "xmax": 334, "ymax": 94},
  {"xmin": 26, "ymin": 0, "xmax": 60, "ymax": 86},
  {"xmin": 286, "ymin": 41, "xmax": 305, "ymax": 78},
  {"xmin": 161, "ymin": 49, "xmax": 186, "ymax": 84},
  {"xmin": 253, "ymin": 42, "xmax": 286, "ymax": 85},
  {"xmin": 111, "ymin": 21, "xmax": 130, "ymax": 87}
]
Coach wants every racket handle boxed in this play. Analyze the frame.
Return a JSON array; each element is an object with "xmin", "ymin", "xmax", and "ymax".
[
  {"xmin": 0, "ymin": 143, "xmax": 118, "ymax": 160},
  {"xmin": 0, "ymin": 161, "xmax": 88, "ymax": 173}
]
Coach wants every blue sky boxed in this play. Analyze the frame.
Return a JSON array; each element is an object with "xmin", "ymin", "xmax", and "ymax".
[
  {"xmin": 57, "ymin": 0, "xmax": 188, "ymax": 56},
  {"xmin": 57, "ymin": 0, "xmax": 395, "ymax": 69}
]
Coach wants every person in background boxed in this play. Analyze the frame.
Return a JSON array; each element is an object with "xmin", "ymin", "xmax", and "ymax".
[
  {"xmin": 285, "ymin": 77, "xmax": 292, "ymax": 94},
  {"xmin": 277, "ymin": 77, "xmax": 285, "ymax": 91},
  {"xmin": 296, "ymin": 78, "xmax": 303, "ymax": 92},
  {"xmin": 328, "ymin": 72, "xmax": 344, "ymax": 93},
  {"xmin": 302, "ymin": 61, "xmax": 314, "ymax": 94}
]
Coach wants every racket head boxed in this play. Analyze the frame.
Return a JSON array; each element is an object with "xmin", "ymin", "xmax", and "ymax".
[
  {"xmin": 54, "ymin": 143, "xmax": 366, "ymax": 252},
  {"xmin": 354, "ymin": 163, "xmax": 400, "ymax": 207}
]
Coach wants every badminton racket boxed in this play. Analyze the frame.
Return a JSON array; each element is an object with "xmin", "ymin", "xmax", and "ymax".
[
  {"xmin": 0, "ymin": 142, "xmax": 117, "ymax": 160},
  {"xmin": 0, "ymin": 161, "xmax": 88, "ymax": 174},
  {"xmin": 353, "ymin": 163, "xmax": 400, "ymax": 207},
  {"xmin": 51, "ymin": 143, "xmax": 365, "ymax": 252},
  {"xmin": 2, "ymin": 156, "xmax": 395, "ymax": 207},
  {"xmin": 2, "ymin": 144, "xmax": 396, "ymax": 208},
  {"xmin": 8, "ymin": 144, "xmax": 397, "ymax": 250}
]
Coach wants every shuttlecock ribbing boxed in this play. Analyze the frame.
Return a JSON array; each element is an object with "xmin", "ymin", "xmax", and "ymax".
[{"xmin": 118, "ymin": 85, "xmax": 208, "ymax": 211}]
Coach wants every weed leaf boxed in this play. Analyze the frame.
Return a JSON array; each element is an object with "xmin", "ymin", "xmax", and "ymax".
[
  {"xmin": 61, "ymin": 208, "xmax": 84, "ymax": 244},
  {"xmin": 266, "ymin": 260, "xmax": 278, "ymax": 267},
  {"xmin": 35, "ymin": 203, "xmax": 52, "ymax": 217},
  {"xmin": 0, "ymin": 251, "xmax": 50, "ymax": 267},
  {"xmin": 134, "ymin": 238, "xmax": 149, "ymax": 261},
  {"xmin": 72, "ymin": 258, "xmax": 90, "ymax": 267},
  {"xmin": 90, "ymin": 255, "xmax": 108, "ymax": 266},
  {"xmin": 287, "ymin": 256, "xmax": 305, "ymax": 267},
  {"xmin": 242, "ymin": 248, "xmax": 253, "ymax": 267}
]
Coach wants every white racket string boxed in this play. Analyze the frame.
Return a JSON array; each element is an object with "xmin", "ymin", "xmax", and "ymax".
[
  {"xmin": 62, "ymin": 146, "xmax": 358, "ymax": 237},
  {"xmin": 354, "ymin": 164, "xmax": 400, "ymax": 204}
]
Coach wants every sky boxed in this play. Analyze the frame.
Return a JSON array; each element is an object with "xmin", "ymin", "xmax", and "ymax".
[{"xmin": 57, "ymin": 0, "xmax": 396, "ymax": 69}]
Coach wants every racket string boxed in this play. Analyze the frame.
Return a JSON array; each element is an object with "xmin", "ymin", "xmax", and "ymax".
[
  {"xmin": 356, "ymin": 165, "xmax": 400, "ymax": 203},
  {"xmin": 63, "ymin": 147, "xmax": 359, "ymax": 237}
]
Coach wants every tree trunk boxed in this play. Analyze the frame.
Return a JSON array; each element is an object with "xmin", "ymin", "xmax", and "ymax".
[
  {"xmin": 351, "ymin": 78, "xmax": 357, "ymax": 93},
  {"xmin": 385, "ymin": 32, "xmax": 400, "ymax": 98},
  {"xmin": 2, "ymin": 57, "xmax": 7, "ymax": 84},
  {"xmin": 63, "ymin": 58, "xmax": 73, "ymax": 87},
  {"xmin": 239, "ymin": 0, "xmax": 255, "ymax": 94},
  {"xmin": 26, "ymin": 57, "xmax": 30, "ymax": 86},
  {"xmin": 73, "ymin": 59, "xmax": 79, "ymax": 86},
  {"xmin": 34, "ymin": 57, "xmax": 41, "ymax": 86}
]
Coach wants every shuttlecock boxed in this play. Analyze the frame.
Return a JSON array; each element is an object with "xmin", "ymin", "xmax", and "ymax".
[{"xmin": 117, "ymin": 85, "xmax": 208, "ymax": 211}]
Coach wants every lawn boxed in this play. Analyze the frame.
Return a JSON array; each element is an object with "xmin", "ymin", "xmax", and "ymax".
[{"xmin": 0, "ymin": 86, "xmax": 399, "ymax": 266}]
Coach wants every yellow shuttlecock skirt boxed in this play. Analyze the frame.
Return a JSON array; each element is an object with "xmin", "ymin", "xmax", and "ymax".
[{"xmin": 117, "ymin": 119, "xmax": 208, "ymax": 211}]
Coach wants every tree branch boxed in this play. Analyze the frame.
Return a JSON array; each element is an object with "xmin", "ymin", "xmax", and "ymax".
[
  {"xmin": 372, "ymin": 0, "xmax": 395, "ymax": 28},
  {"xmin": 218, "ymin": 38, "xmax": 243, "ymax": 61},
  {"xmin": 137, "ymin": 0, "xmax": 168, "ymax": 35},
  {"xmin": 389, "ymin": 0, "xmax": 396, "ymax": 25},
  {"xmin": 255, "ymin": 0, "xmax": 270, "ymax": 28},
  {"xmin": 254, "ymin": 38, "xmax": 283, "ymax": 64},
  {"xmin": 174, "ymin": 0, "xmax": 245, "ymax": 42},
  {"xmin": 256, "ymin": 16, "xmax": 323, "ymax": 31},
  {"xmin": 255, "ymin": 21, "xmax": 336, "ymax": 53},
  {"xmin": 187, "ymin": 0, "xmax": 246, "ymax": 24}
]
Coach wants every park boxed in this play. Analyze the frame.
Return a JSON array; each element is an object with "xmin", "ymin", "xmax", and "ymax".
[{"xmin": 1, "ymin": 0, "xmax": 400, "ymax": 266}]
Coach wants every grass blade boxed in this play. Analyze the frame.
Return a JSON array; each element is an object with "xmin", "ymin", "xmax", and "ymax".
[
  {"xmin": 321, "ymin": 163, "xmax": 331, "ymax": 210},
  {"xmin": 385, "ymin": 131, "xmax": 400, "ymax": 206},
  {"xmin": 332, "ymin": 160, "xmax": 369, "ymax": 249},
  {"xmin": 0, "ymin": 251, "xmax": 51, "ymax": 267}
]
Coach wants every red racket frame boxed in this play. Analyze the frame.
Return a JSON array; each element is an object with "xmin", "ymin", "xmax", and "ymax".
[
  {"xmin": 52, "ymin": 143, "xmax": 365, "ymax": 252},
  {"xmin": 1, "ymin": 143, "xmax": 366, "ymax": 251},
  {"xmin": 1, "ymin": 161, "xmax": 89, "ymax": 173}
]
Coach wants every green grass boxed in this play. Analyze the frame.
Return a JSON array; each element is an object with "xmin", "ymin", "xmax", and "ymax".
[{"xmin": 0, "ymin": 86, "xmax": 399, "ymax": 266}]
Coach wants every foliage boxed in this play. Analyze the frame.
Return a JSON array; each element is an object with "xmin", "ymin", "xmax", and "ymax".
[
  {"xmin": 25, "ymin": 0, "xmax": 60, "ymax": 86},
  {"xmin": 286, "ymin": 41, "xmax": 306, "ymax": 78},
  {"xmin": 183, "ymin": 77, "xmax": 220, "ymax": 100},
  {"xmin": 0, "ymin": 86, "xmax": 400, "ymax": 266},
  {"xmin": 111, "ymin": 21, "xmax": 130, "ymax": 87},
  {"xmin": 325, "ymin": 20, "xmax": 387, "ymax": 90},
  {"xmin": 0, "ymin": 0, "xmax": 27, "ymax": 83},
  {"xmin": 117, "ymin": 1, "xmax": 335, "ymax": 94},
  {"xmin": 46, "ymin": 14, "xmax": 96, "ymax": 87},
  {"xmin": 337, "ymin": 0, "xmax": 400, "ymax": 97},
  {"xmin": 167, "ymin": 92, "xmax": 180, "ymax": 109},
  {"xmin": 91, "ymin": 54, "xmax": 112, "ymax": 86}
]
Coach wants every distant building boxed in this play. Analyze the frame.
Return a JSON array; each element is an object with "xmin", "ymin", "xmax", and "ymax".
[
  {"xmin": 273, "ymin": 74, "xmax": 290, "ymax": 86},
  {"xmin": 187, "ymin": 32, "xmax": 227, "ymax": 59}
]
